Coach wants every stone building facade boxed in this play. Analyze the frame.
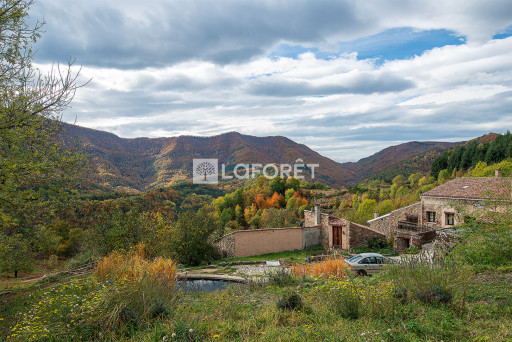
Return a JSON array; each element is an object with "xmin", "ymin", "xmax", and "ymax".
[
  {"xmin": 420, "ymin": 174, "xmax": 511, "ymax": 229},
  {"xmin": 367, "ymin": 170, "xmax": 511, "ymax": 252},
  {"xmin": 367, "ymin": 202, "xmax": 421, "ymax": 238},
  {"xmin": 304, "ymin": 204, "xmax": 385, "ymax": 250},
  {"xmin": 367, "ymin": 202, "xmax": 433, "ymax": 252}
]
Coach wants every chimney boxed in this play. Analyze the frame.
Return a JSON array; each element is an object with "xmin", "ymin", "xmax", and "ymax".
[
  {"xmin": 314, "ymin": 203, "xmax": 321, "ymax": 225},
  {"xmin": 374, "ymin": 211, "xmax": 379, "ymax": 219},
  {"xmin": 495, "ymin": 168, "xmax": 502, "ymax": 178}
]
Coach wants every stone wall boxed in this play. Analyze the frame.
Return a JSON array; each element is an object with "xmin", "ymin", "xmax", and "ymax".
[
  {"xmin": 304, "ymin": 209, "xmax": 315, "ymax": 227},
  {"xmin": 367, "ymin": 214, "xmax": 391, "ymax": 236},
  {"xmin": 368, "ymin": 202, "xmax": 421, "ymax": 238},
  {"xmin": 389, "ymin": 202, "xmax": 421, "ymax": 232},
  {"xmin": 213, "ymin": 232, "xmax": 236, "ymax": 258},
  {"xmin": 304, "ymin": 209, "xmax": 331, "ymax": 248},
  {"xmin": 348, "ymin": 222, "xmax": 386, "ymax": 249}
]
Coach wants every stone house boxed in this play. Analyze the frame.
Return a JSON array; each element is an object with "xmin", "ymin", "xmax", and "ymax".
[
  {"xmin": 368, "ymin": 169, "xmax": 511, "ymax": 252},
  {"xmin": 304, "ymin": 204, "xmax": 385, "ymax": 250},
  {"xmin": 420, "ymin": 170, "xmax": 511, "ymax": 229},
  {"xmin": 367, "ymin": 202, "xmax": 435, "ymax": 252}
]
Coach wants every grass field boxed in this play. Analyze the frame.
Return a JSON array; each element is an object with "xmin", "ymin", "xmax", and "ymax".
[{"xmin": 1, "ymin": 256, "xmax": 511, "ymax": 341}]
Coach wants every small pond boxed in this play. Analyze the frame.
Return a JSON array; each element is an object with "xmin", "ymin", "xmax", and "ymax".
[{"xmin": 176, "ymin": 280, "xmax": 243, "ymax": 293}]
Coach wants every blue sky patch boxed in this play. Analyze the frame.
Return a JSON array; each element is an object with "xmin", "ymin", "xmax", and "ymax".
[
  {"xmin": 270, "ymin": 28, "xmax": 466, "ymax": 62},
  {"xmin": 493, "ymin": 25, "xmax": 512, "ymax": 39}
]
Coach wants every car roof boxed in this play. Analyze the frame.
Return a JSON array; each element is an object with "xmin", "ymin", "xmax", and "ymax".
[{"xmin": 357, "ymin": 253, "xmax": 384, "ymax": 257}]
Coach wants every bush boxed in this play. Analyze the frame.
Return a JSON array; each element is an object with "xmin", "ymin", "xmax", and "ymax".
[
  {"xmin": 450, "ymin": 223, "xmax": 512, "ymax": 268},
  {"xmin": 405, "ymin": 246, "xmax": 421, "ymax": 254},
  {"xmin": 65, "ymin": 250, "xmax": 99, "ymax": 270},
  {"xmin": 332, "ymin": 282, "xmax": 361, "ymax": 319},
  {"xmin": 48, "ymin": 254, "xmax": 59, "ymax": 269},
  {"xmin": 170, "ymin": 210, "xmax": 218, "ymax": 266},
  {"xmin": 266, "ymin": 268, "xmax": 296, "ymax": 287},
  {"xmin": 367, "ymin": 236, "xmax": 389, "ymax": 250},
  {"xmin": 91, "ymin": 243, "xmax": 178, "ymax": 336},
  {"xmin": 412, "ymin": 285, "xmax": 453, "ymax": 305},
  {"xmin": 327, "ymin": 280, "xmax": 396, "ymax": 319},
  {"xmin": 276, "ymin": 290, "xmax": 303, "ymax": 310},
  {"xmin": 290, "ymin": 258, "xmax": 349, "ymax": 279},
  {"xmin": 383, "ymin": 254, "xmax": 473, "ymax": 306},
  {"xmin": 95, "ymin": 244, "xmax": 177, "ymax": 298}
]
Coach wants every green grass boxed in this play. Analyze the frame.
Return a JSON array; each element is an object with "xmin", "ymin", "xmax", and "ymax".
[
  {"xmin": 2, "ymin": 267, "xmax": 512, "ymax": 341},
  {"xmin": 213, "ymin": 247, "xmax": 326, "ymax": 264}
]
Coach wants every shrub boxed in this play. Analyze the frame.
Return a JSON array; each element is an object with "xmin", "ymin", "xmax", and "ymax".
[
  {"xmin": 290, "ymin": 258, "xmax": 349, "ymax": 279},
  {"xmin": 276, "ymin": 290, "xmax": 303, "ymax": 310},
  {"xmin": 95, "ymin": 243, "xmax": 177, "ymax": 297},
  {"xmin": 431, "ymin": 285, "xmax": 453, "ymax": 304},
  {"xmin": 450, "ymin": 223, "xmax": 512, "ymax": 268},
  {"xmin": 326, "ymin": 280, "xmax": 396, "ymax": 319},
  {"xmin": 8, "ymin": 278, "xmax": 104, "ymax": 341},
  {"xmin": 48, "ymin": 254, "xmax": 59, "ymax": 269},
  {"xmin": 266, "ymin": 268, "xmax": 296, "ymax": 287},
  {"xmin": 65, "ymin": 250, "xmax": 99, "ymax": 270},
  {"xmin": 170, "ymin": 210, "xmax": 218, "ymax": 266},
  {"xmin": 405, "ymin": 246, "xmax": 421, "ymax": 254},
  {"xmin": 367, "ymin": 236, "xmax": 389, "ymax": 250},
  {"xmin": 383, "ymin": 254, "xmax": 473, "ymax": 306},
  {"xmin": 91, "ymin": 244, "xmax": 178, "ymax": 336},
  {"xmin": 331, "ymin": 282, "xmax": 361, "ymax": 319}
]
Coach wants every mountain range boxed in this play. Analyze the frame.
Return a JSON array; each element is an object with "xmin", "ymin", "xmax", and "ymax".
[{"xmin": 61, "ymin": 123, "xmax": 462, "ymax": 192}]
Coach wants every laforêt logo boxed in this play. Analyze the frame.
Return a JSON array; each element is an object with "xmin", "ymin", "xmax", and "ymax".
[
  {"xmin": 193, "ymin": 159, "xmax": 219, "ymax": 184},
  {"xmin": 193, "ymin": 158, "xmax": 319, "ymax": 184}
]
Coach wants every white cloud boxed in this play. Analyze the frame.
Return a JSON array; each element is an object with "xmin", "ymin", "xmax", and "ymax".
[{"xmin": 29, "ymin": 1, "xmax": 512, "ymax": 162}]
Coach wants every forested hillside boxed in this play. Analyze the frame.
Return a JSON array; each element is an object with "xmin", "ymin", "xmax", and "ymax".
[
  {"xmin": 61, "ymin": 124, "xmax": 356, "ymax": 190},
  {"xmin": 431, "ymin": 132, "xmax": 510, "ymax": 178},
  {"xmin": 62, "ymin": 123, "xmax": 461, "ymax": 191},
  {"xmin": 340, "ymin": 141, "xmax": 457, "ymax": 182}
]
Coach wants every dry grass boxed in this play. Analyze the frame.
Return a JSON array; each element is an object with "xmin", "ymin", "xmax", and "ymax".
[
  {"xmin": 95, "ymin": 243, "xmax": 177, "ymax": 295},
  {"xmin": 290, "ymin": 258, "xmax": 349, "ymax": 279}
]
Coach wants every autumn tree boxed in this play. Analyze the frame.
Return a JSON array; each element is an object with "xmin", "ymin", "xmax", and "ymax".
[
  {"xmin": 0, "ymin": 233, "xmax": 33, "ymax": 277},
  {"xmin": 353, "ymin": 199, "xmax": 377, "ymax": 224},
  {"xmin": 170, "ymin": 210, "xmax": 218, "ymax": 266},
  {"xmin": 0, "ymin": 0, "xmax": 84, "ymax": 272},
  {"xmin": 269, "ymin": 177, "xmax": 286, "ymax": 195}
]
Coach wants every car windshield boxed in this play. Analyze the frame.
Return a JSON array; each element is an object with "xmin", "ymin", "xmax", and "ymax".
[{"xmin": 347, "ymin": 255, "xmax": 363, "ymax": 263}]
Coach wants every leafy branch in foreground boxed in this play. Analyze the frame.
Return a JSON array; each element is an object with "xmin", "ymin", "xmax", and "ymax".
[{"xmin": 0, "ymin": 0, "xmax": 86, "ymax": 276}]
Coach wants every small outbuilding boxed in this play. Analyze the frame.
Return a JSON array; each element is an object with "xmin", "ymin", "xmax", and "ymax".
[{"xmin": 304, "ymin": 204, "xmax": 385, "ymax": 250}]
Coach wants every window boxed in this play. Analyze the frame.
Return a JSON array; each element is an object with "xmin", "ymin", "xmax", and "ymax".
[
  {"xmin": 426, "ymin": 211, "xmax": 436, "ymax": 222},
  {"xmin": 445, "ymin": 213, "xmax": 455, "ymax": 225},
  {"xmin": 360, "ymin": 257, "xmax": 377, "ymax": 264},
  {"xmin": 348, "ymin": 255, "xmax": 363, "ymax": 263},
  {"xmin": 405, "ymin": 214, "xmax": 418, "ymax": 223}
]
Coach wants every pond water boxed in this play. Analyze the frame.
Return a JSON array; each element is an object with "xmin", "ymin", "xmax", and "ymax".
[{"xmin": 176, "ymin": 279, "xmax": 242, "ymax": 293}]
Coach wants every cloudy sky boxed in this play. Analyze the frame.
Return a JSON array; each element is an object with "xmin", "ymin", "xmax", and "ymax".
[{"xmin": 32, "ymin": 0, "xmax": 512, "ymax": 162}]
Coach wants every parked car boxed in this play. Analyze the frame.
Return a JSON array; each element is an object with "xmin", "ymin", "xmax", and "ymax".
[{"xmin": 345, "ymin": 252, "xmax": 394, "ymax": 276}]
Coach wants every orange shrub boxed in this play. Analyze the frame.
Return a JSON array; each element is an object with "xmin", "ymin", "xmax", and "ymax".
[
  {"xmin": 95, "ymin": 243, "xmax": 177, "ymax": 293},
  {"xmin": 291, "ymin": 258, "xmax": 349, "ymax": 279}
]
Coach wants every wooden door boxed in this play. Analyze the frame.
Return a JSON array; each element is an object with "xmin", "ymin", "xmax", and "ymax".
[{"xmin": 332, "ymin": 226, "xmax": 342, "ymax": 246}]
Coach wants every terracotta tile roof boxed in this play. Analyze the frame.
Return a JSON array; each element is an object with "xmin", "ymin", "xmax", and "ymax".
[{"xmin": 421, "ymin": 177, "xmax": 512, "ymax": 200}]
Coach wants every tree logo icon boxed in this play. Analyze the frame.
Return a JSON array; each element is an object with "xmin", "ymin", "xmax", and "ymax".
[{"xmin": 193, "ymin": 159, "xmax": 218, "ymax": 184}]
